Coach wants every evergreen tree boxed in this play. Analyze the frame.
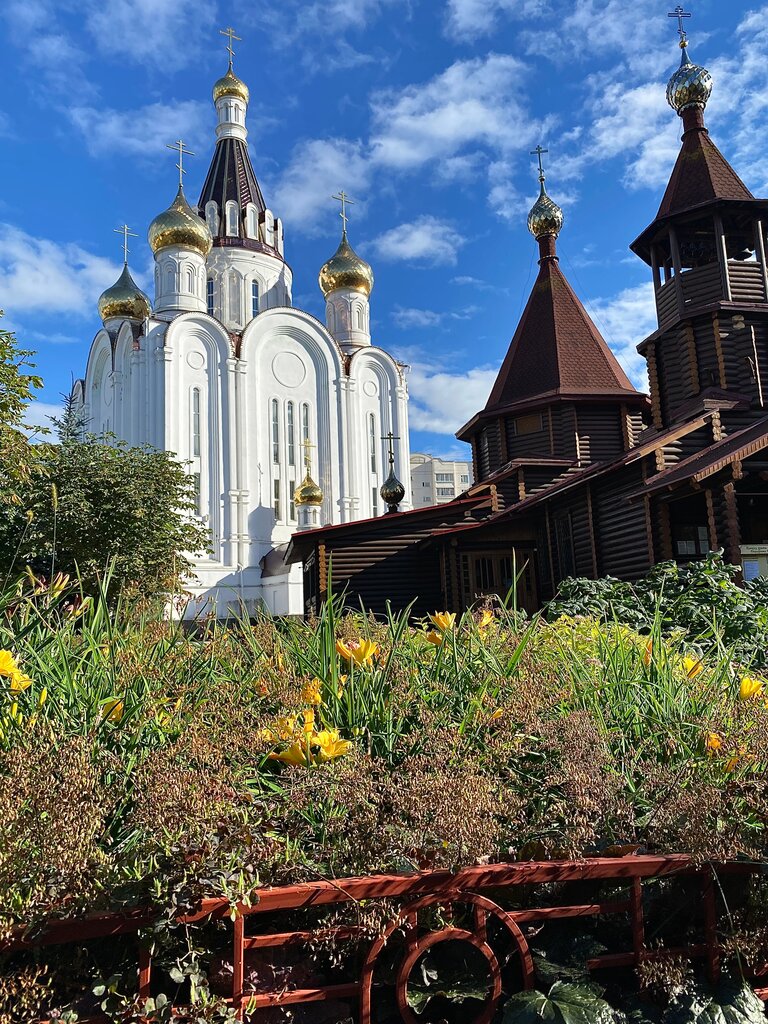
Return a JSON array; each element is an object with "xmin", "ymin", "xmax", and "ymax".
[{"xmin": 0, "ymin": 316, "xmax": 43, "ymax": 506}]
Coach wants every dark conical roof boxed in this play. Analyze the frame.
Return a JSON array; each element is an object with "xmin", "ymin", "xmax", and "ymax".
[
  {"xmin": 656, "ymin": 123, "xmax": 753, "ymax": 221},
  {"xmin": 198, "ymin": 137, "xmax": 277, "ymax": 252},
  {"xmin": 484, "ymin": 256, "xmax": 639, "ymax": 413}
]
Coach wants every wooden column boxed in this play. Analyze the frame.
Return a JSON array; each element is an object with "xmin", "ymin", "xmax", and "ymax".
[
  {"xmin": 722, "ymin": 479, "xmax": 742, "ymax": 569},
  {"xmin": 705, "ymin": 488, "xmax": 719, "ymax": 551},
  {"xmin": 754, "ymin": 219, "xmax": 768, "ymax": 301},
  {"xmin": 650, "ymin": 245, "xmax": 662, "ymax": 292},
  {"xmin": 658, "ymin": 500, "xmax": 674, "ymax": 561},
  {"xmin": 318, "ymin": 541, "xmax": 328, "ymax": 603},
  {"xmin": 712, "ymin": 313, "xmax": 728, "ymax": 388},
  {"xmin": 646, "ymin": 341, "xmax": 664, "ymax": 429},
  {"xmin": 713, "ymin": 213, "xmax": 732, "ymax": 301},
  {"xmin": 668, "ymin": 226, "xmax": 685, "ymax": 317},
  {"xmin": 586, "ymin": 485, "xmax": 599, "ymax": 578},
  {"xmin": 683, "ymin": 321, "xmax": 700, "ymax": 394}
]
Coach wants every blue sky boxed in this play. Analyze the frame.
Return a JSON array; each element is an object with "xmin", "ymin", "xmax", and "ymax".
[{"xmin": 1, "ymin": 0, "xmax": 766, "ymax": 459}]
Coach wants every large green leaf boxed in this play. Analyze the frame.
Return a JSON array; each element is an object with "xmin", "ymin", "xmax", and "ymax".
[
  {"xmin": 502, "ymin": 982, "xmax": 618, "ymax": 1024},
  {"xmin": 663, "ymin": 983, "xmax": 767, "ymax": 1024}
]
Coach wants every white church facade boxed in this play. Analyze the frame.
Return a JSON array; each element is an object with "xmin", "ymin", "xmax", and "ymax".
[{"xmin": 72, "ymin": 56, "xmax": 411, "ymax": 617}]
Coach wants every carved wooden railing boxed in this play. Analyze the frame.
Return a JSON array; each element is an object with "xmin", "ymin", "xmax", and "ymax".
[{"xmin": 4, "ymin": 855, "xmax": 766, "ymax": 1023}]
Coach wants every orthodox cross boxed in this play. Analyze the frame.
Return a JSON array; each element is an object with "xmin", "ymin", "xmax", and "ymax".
[
  {"xmin": 166, "ymin": 139, "xmax": 195, "ymax": 187},
  {"xmin": 331, "ymin": 191, "xmax": 355, "ymax": 233},
  {"xmin": 530, "ymin": 145, "xmax": 548, "ymax": 182},
  {"xmin": 114, "ymin": 223, "xmax": 137, "ymax": 264},
  {"xmin": 382, "ymin": 430, "xmax": 400, "ymax": 467},
  {"xmin": 220, "ymin": 25, "xmax": 241, "ymax": 65},
  {"xmin": 301, "ymin": 437, "xmax": 315, "ymax": 471},
  {"xmin": 668, "ymin": 6, "xmax": 691, "ymax": 44}
]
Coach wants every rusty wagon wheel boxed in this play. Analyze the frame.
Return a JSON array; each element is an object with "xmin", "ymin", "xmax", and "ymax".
[{"xmin": 359, "ymin": 890, "xmax": 534, "ymax": 1024}]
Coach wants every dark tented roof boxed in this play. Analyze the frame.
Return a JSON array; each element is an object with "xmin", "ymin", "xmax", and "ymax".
[
  {"xmin": 198, "ymin": 138, "xmax": 267, "ymax": 238},
  {"xmin": 656, "ymin": 127, "xmax": 753, "ymax": 222}
]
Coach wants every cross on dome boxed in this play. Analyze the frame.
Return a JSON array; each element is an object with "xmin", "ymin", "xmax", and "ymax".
[
  {"xmin": 301, "ymin": 436, "xmax": 316, "ymax": 471},
  {"xmin": 331, "ymin": 190, "xmax": 355, "ymax": 234},
  {"xmin": 114, "ymin": 223, "xmax": 138, "ymax": 264},
  {"xmin": 220, "ymin": 25, "xmax": 242, "ymax": 66},
  {"xmin": 382, "ymin": 430, "xmax": 400, "ymax": 467},
  {"xmin": 166, "ymin": 139, "xmax": 195, "ymax": 188},
  {"xmin": 668, "ymin": 5, "xmax": 691, "ymax": 46},
  {"xmin": 530, "ymin": 145, "xmax": 549, "ymax": 183}
]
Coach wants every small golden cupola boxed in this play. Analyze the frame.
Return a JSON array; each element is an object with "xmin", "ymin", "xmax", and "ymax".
[
  {"xmin": 294, "ymin": 439, "xmax": 324, "ymax": 531},
  {"xmin": 319, "ymin": 192, "xmax": 374, "ymax": 351},
  {"xmin": 527, "ymin": 145, "xmax": 564, "ymax": 243},
  {"xmin": 666, "ymin": 13, "xmax": 712, "ymax": 116},
  {"xmin": 148, "ymin": 185, "xmax": 213, "ymax": 258},
  {"xmin": 213, "ymin": 65, "xmax": 250, "ymax": 106},
  {"xmin": 318, "ymin": 229, "xmax": 374, "ymax": 299},
  {"xmin": 294, "ymin": 473, "xmax": 323, "ymax": 508},
  {"xmin": 98, "ymin": 264, "xmax": 151, "ymax": 323}
]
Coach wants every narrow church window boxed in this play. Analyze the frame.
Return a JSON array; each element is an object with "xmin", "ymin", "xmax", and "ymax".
[
  {"xmin": 229, "ymin": 275, "xmax": 240, "ymax": 322},
  {"xmin": 192, "ymin": 473, "xmax": 201, "ymax": 515},
  {"xmin": 287, "ymin": 402, "xmax": 296, "ymax": 466},
  {"xmin": 369, "ymin": 414, "xmax": 377, "ymax": 473},
  {"xmin": 207, "ymin": 279, "xmax": 215, "ymax": 316},
  {"xmin": 273, "ymin": 479, "xmax": 281, "ymax": 522},
  {"xmin": 226, "ymin": 202, "xmax": 238, "ymax": 236},
  {"xmin": 272, "ymin": 399, "xmax": 280, "ymax": 463},
  {"xmin": 251, "ymin": 280, "xmax": 260, "ymax": 318},
  {"xmin": 372, "ymin": 486, "xmax": 379, "ymax": 516},
  {"xmin": 289, "ymin": 479, "xmax": 296, "ymax": 521},
  {"xmin": 192, "ymin": 388, "xmax": 201, "ymax": 457},
  {"xmin": 302, "ymin": 403, "xmax": 310, "ymax": 442}
]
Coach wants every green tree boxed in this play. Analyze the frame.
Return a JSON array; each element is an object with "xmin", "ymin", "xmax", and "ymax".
[
  {"xmin": 0, "ymin": 435, "xmax": 210, "ymax": 599},
  {"xmin": 0, "ymin": 316, "xmax": 43, "ymax": 506}
]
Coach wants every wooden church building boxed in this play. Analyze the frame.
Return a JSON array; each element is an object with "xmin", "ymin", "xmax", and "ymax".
[{"xmin": 287, "ymin": 25, "xmax": 768, "ymax": 616}]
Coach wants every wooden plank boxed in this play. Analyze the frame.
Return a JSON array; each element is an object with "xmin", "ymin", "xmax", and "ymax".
[
  {"xmin": 712, "ymin": 312, "xmax": 728, "ymax": 388},
  {"xmin": 586, "ymin": 484, "xmax": 599, "ymax": 577},
  {"xmin": 705, "ymin": 488, "xmax": 719, "ymax": 551}
]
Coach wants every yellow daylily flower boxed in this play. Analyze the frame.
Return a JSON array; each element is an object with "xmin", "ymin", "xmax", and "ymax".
[
  {"xmin": 682, "ymin": 656, "xmax": 704, "ymax": 679},
  {"xmin": 101, "ymin": 698, "xmax": 124, "ymax": 723},
  {"xmin": 336, "ymin": 638, "xmax": 379, "ymax": 667},
  {"xmin": 0, "ymin": 650, "xmax": 19, "ymax": 679},
  {"xmin": 426, "ymin": 631, "xmax": 444, "ymax": 646},
  {"xmin": 429, "ymin": 612, "xmax": 456, "ymax": 632},
  {"xmin": 478, "ymin": 610, "xmax": 494, "ymax": 630},
  {"xmin": 642, "ymin": 638, "xmax": 653, "ymax": 667},
  {"xmin": 301, "ymin": 677, "xmax": 323, "ymax": 705},
  {"xmin": 705, "ymin": 732, "xmax": 722, "ymax": 753},
  {"xmin": 739, "ymin": 675, "xmax": 765, "ymax": 700},
  {"xmin": 313, "ymin": 729, "xmax": 353, "ymax": 762},
  {"xmin": 10, "ymin": 672, "xmax": 33, "ymax": 693},
  {"xmin": 38, "ymin": 687, "xmax": 47, "ymax": 706},
  {"xmin": 274, "ymin": 716, "xmax": 297, "ymax": 740},
  {"xmin": 489, "ymin": 708, "xmax": 504, "ymax": 721},
  {"xmin": 269, "ymin": 741, "xmax": 310, "ymax": 767},
  {"xmin": 303, "ymin": 708, "xmax": 315, "ymax": 733}
]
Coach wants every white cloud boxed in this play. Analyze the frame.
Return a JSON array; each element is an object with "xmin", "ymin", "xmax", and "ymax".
[
  {"xmin": 444, "ymin": 0, "xmax": 544, "ymax": 41},
  {"xmin": 372, "ymin": 216, "xmax": 465, "ymax": 265},
  {"xmin": 86, "ymin": 0, "xmax": 216, "ymax": 72},
  {"xmin": 270, "ymin": 138, "xmax": 371, "ymax": 234},
  {"xmin": 23, "ymin": 401, "xmax": 64, "ymax": 438},
  {"xmin": 407, "ymin": 362, "xmax": 500, "ymax": 434},
  {"xmin": 0, "ymin": 225, "xmax": 119, "ymax": 318},
  {"xmin": 392, "ymin": 304, "xmax": 480, "ymax": 328},
  {"xmin": 369, "ymin": 54, "xmax": 533, "ymax": 171},
  {"xmin": 68, "ymin": 100, "xmax": 210, "ymax": 160},
  {"xmin": 584, "ymin": 282, "xmax": 656, "ymax": 389}
]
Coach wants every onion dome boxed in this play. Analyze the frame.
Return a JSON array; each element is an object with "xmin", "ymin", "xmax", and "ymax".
[
  {"xmin": 148, "ymin": 186, "xmax": 213, "ymax": 257},
  {"xmin": 294, "ymin": 472, "xmax": 323, "ymax": 507},
  {"xmin": 319, "ymin": 231, "xmax": 374, "ymax": 299},
  {"xmin": 527, "ymin": 179, "xmax": 564, "ymax": 241},
  {"xmin": 380, "ymin": 467, "xmax": 405, "ymax": 513},
  {"xmin": 213, "ymin": 64, "xmax": 250, "ymax": 106},
  {"xmin": 97, "ymin": 263, "xmax": 151, "ymax": 322},
  {"xmin": 667, "ymin": 41, "xmax": 712, "ymax": 114}
]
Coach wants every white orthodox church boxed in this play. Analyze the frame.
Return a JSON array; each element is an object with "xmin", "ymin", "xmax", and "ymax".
[{"xmin": 72, "ymin": 54, "xmax": 411, "ymax": 616}]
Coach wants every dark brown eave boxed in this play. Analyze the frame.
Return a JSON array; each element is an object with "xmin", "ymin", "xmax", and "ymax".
[
  {"xmin": 630, "ymin": 197, "xmax": 768, "ymax": 266},
  {"xmin": 456, "ymin": 390, "xmax": 650, "ymax": 442},
  {"xmin": 465, "ymin": 457, "xmax": 575, "ymax": 493}
]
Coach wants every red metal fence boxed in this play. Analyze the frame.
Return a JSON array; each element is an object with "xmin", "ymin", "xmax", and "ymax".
[{"xmin": 3, "ymin": 855, "xmax": 766, "ymax": 1022}]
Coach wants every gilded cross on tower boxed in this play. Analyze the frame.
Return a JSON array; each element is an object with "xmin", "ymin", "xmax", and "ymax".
[
  {"xmin": 382, "ymin": 430, "xmax": 400, "ymax": 467},
  {"xmin": 331, "ymin": 190, "xmax": 355, "ymax": 234},
  {"xmin": 220, "ymin": 25, "xmax": 241, "ymax": 66},
  {"xmin": 668, "ymin": 6, "xmax": 691, "ymax": 44},
  {"xmin": 166, "ymin": 139, "xmax": 195, "ymax": 187},
  {"xmin": 301, "ymin": 436, "xmax": 316, "ymax": 471},
  {"xmin": 114, "ymin": 223, "xmax": 137, "ymax": 264},
  {"xmin": 530, "ymin": 145, "xmax": 548, "ymax": 182}
]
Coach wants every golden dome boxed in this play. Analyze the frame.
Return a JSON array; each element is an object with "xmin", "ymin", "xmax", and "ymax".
[
  {"xmin": 97, "ymin": 263, "xmax": 152, "ymax": 322},
  {"xmin": 318, "ymin": 231, "xmax": 374, "ymax": 299},
  {"xmin": 380, "ymin": 467, "xmax": 405, "ymax": 510},
  {"xmin": 213, "ymin": 65, "xmax": 250, "ymax": 105},
  {"xmin": 527, "ymin": 180, "xmax": 564, "ymax": 241},
  {"xmin": 667, "ymin": 43, "xmax": 712, "ymax": 114},
  {"xmin": 294, "ymin": 472, "xmax": 323, "ymax": 507},
  {"xmin": 148, "ymin": 186, "xmax": 213, "ymax": 257}
]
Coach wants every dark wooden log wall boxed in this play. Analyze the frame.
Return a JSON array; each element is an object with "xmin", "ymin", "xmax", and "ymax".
[{"xmin": 593, "ymin": 464, "xmax": 654, "ymax": 580}]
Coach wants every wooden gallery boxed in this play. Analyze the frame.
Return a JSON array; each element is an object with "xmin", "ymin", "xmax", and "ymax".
[{"xmin": 287, "ymin": 36, "xmax": 768, "ymax": 616}]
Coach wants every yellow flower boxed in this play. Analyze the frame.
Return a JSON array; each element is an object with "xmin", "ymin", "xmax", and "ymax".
[
  {"xmin": 101, "ymin": 698, "xmax": 124, "ymax": 723},
  {"xmin": 301, "ymin": 677, "xmax": 323, "ymax": 705},
  {"xmin": 303, "ymin": 708, "xmax": 315, "ymax": 733},
  {"xmin": 0, "ymin": 650, "xmax": 19, "ymax": 679},
  {"xmin": 426, "ymin": 631, "xmax": 444, "ymax": 646},
  {"xmin": 682, "ymin": 656, "xmax": 704, "ymax": 679},
  {"xmin": 705, "ymin": 732, "xmax": 722, "ymax": 753},
  {"xmin": 478, "ymin": 610, "xmax": 494, "ymax": 630},
  {"xmin": 256, "ymin": 727, "xmax": 276, "ymax": 744},
  {"xmin": 269, "ymin": 741, "xmax": 310, "ymax": 767},
  {"xmin": 739, "ymin": 675, "xmax": 765, "ymax": 700},
  {"xmin": 429, "ymin": 612, "xmax": 456, "ymax": 632},
  {"xmin": 10, "ymin": 672, "xmax": 33, "ymax": 693},
  {"xmin": 313, "ymin": 729, "xmax": 353, "ymax": 762},
  {"xmin": 489, "ymin": 709, "xmax": 504, "ymax": 721},
  {"xmin": 274, "ymin": 716, "xmax": 297, "ymax": 740},
  {"xmin": 642, "ymin": 638, "xmax": 653, "ymax": 667},
  {"xmin": 336, "ymin": 638, "xmax": 379, "ymax": 667},
  {"xmin": 38, "ymin": 687, "xmax": 47, "ymax": 706}
]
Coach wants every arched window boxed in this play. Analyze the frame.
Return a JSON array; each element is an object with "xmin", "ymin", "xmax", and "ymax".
[
  {"xmin": 226, "ymin": 201, "xmax": 239, "ymax": 236},
  {"xmin": 302, "ymin": 403, "xmax": 310, "ymax": 442},
  {"xmin": 245, "ymin": 204, "xmax": 258, "ymax": 239},
  {"xmin": 369, "ymin": 413, "xmax": 377, "ymax": 473},
  {"xmin": 185, "ymin": 265, "xmax": 194, "ymax": 292},
  {"xmin": 206, "ymin": 278, "xmax": 215, "ymax": 316},
  {"xmin": 228, "ymin": 273, "xmax": 240, "ymax": 322},
  {"xmin": 191, "ymin": 388, "xmax": 201, "ymax": 457},
  {"xmin": 326, "ymin": 301, "xmax": 336, "ymax": 333},
  {"xmin": 205, "ymin": 201, "xmax": 219, "ymax": 235},
  {"xmin": 251, "ymin": 280, "xmax": 259, "ymax": 318},
  {"xmin": 287, "ymin": 401, "xmax": 296, "ymax": 466},
  {"xmin": 356, "ymin": 304, "xmax": 365, "ymax": 330},
  {"xmin": 271, "ymin": 399, "xmax": 280, "ymax": 464}
]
